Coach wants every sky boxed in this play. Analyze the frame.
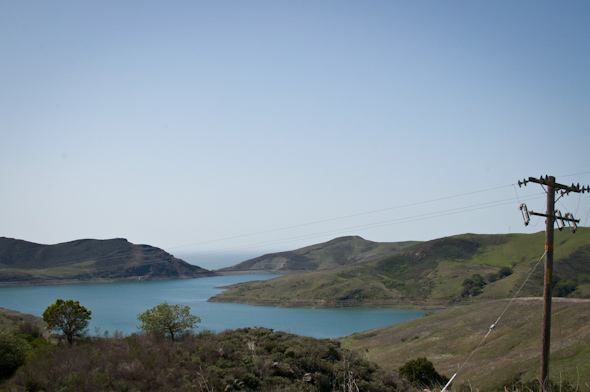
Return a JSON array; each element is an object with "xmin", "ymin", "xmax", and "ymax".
[{"xmin": 1, "ymin": 1, "xmax": 589, "ymax": 269}]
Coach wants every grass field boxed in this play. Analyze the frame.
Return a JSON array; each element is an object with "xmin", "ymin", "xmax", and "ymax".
[{"xmin": 341, "ymin": 298, "xmax": 590, "ymax": 390}]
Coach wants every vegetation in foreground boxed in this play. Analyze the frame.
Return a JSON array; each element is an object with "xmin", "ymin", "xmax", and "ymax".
[{"xmin": 2, "ymin": 326, "xmax": 411, "ymax": 392}]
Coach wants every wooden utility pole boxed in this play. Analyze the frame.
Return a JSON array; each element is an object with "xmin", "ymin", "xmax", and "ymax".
[
  {"xmin": 541, "ymin": 177, "xmax": 555, "ymax": 391},
  {"xmin": 518, "ymin": 175, "xmax": 589, "ymax": 391}
]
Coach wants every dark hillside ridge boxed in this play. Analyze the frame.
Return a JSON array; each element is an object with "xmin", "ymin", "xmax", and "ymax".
[
  {"xmin": 219, "ymin": 235, "xmax": 420, "ymax": 273},
  {"xmin": 0, "ymin": 237, "xmax": 213, "ymax": 286}
]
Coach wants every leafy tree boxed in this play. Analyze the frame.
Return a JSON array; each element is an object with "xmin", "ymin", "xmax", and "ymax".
[
  {"xmin": 42, "ymin": 299, "xmax": 92, "ymax": 344},
  {"xmin": 137, "ymin": 302, "xmax": 200, "ymax": 341},
  {"xmin": 0, "ymin": 322, "xmax": 31, "ymax": 379},
  {"xmin": 399, "ymin": 357, "xmax": 449, "ymax": 388}
]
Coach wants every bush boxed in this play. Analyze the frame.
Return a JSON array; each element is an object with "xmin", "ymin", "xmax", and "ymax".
[
  {"xmin": 0, "ymin": 323, "xmax": 30, "ymax": 380},
  {"xmin": 5, "ymin": 327, "xmax": 412, "ymax": 392},
  {"xmin": 498, "ymin": 266, "xmax": 513, "ymax": 278},
  {"xmin": 461, "ymin": 274, "xmax": 487, "ymax": 297},
  {"xmin": 553, "ymin": 279, "xmax": 577, "ymax": 297},
  {"xmin": 399, "ymin": 357, "xmax": 449, "ymax": 388}
]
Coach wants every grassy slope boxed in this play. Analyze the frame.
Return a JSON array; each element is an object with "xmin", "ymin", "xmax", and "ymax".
[
  {"xmin": 220, "ymin": 236, "xmax": 420, "ymax": 272},
  {"xmin": 0, "ymin": 307, "xmax": 44, "ymax": 328},
  {"xmin": 210, "ymin": 229, "xmax": 590, "ymax": 307},
  {"xmin": 341, "ymin": 298, "xmax": 590, "ymax": 390}
]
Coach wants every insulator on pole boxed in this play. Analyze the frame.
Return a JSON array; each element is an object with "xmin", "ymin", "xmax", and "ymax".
[
  {"xmin": 520, "ymin": 204, "xmax": 530, "ymax": 226},
  {"xmin": 564, "ymin": 213, "xmax": 577, "ymax": 233},
  {"xmin": 555, "ymin": 210, "xmax": 565, "ymax": 231}
]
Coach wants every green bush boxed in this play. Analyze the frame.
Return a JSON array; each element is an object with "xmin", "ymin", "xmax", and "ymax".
[
  {"xmin": 498, "ymin": 266, "xmax": 513, "ymax": 278},
  {"xmin": 399, "ymin": 357, "xmax": 449, "ymax": 388},
  {"xmin": 0, "ymin": 323, "xmax": 30, "ymax": 380},
  {"xmin": 461, "ymin": 274, "xmax": 487, "ymax": 297}
]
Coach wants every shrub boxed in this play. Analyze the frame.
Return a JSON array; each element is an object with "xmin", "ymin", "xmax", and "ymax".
[
  {"xmin": 461, "ymin": 274, "xmax": 487, "ymax": 297},
  {"xmin": 553, "ymin": 279, "xmax": 577, "ymax": 297},
  {"xmin": 498, "ymin": 266, "xmax": 513, "ymax": 278},
  {"xmin": 399, "ymin": 357, "xmax": 449, "ymax": 388},
  {"xmin": 0, "ymin": 323, "xmax": 30, "ymax": 380},
  {"xmin": 5, "ymin": 327, "xmax": 412, "ymax": 392}
]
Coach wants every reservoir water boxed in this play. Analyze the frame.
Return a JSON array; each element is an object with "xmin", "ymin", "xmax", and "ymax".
[{"xmin": 0, "ymin": 275, "xmax": 428, "ymax": 339}]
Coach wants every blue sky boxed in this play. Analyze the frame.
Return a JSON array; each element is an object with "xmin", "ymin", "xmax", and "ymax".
[{"xmin": 1, "ymin": 1, "xmax": 589, "ymax": 267}]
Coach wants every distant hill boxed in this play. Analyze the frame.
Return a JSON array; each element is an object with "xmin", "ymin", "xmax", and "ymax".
[
  {"xmin": 219, "ymin": 236, "xmax": 419, "ymax": 273},
  {"xmin": 341, "ymin": 298, "xmax": 590, "ymax": 389},
  {"xmin": 209, "ymin": 229, "xmax": 590, "ymax": 307},
  {"xmin": 0, "ymin": 237, "xmax": 213, "ymax": 286}
]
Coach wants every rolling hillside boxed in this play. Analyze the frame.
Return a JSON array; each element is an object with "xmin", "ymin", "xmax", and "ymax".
[
  {"xmin": 210, "ymin": 229, "xmax": 590, "ymax": 308},
  {"xmin": 341, "ymin": 298, "xmax": 590, "ymax": 389},
  {"xmin": 218, "ymin": 236, "xmax": 419, "ymax": 273},
  {"xmin": 0, "ymin": 237, "xmax": 213, "ymax": 286}
]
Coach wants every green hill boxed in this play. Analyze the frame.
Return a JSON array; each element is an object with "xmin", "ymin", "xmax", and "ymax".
[
  {"xmin": 0, "ymin": 237, "xmax": 213, "ymax": 286},
  {"xmin": 209, "ymin": 229, "xmax": 590, "ymax": 307},
  {"xmin": 341, "ymin": 298, "xmax": 590, "ymax": 390},
  {"xmin": 219, "ymin": 236, "xmax": 419, "ymax": 273}
]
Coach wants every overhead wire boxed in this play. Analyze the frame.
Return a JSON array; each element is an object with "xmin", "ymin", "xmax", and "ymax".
[
  {"xmin": 183, "ymin": 193, "xmax": 546, "ymax": 259},
  {"xmin": 166, "ymin": 184, "xmax": 518, "ymax": 250}
]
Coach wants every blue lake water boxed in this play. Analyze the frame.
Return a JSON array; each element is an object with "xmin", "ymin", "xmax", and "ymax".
[{"xmin": 0, "ymin": 275, "xmax": 428, "ymax": 339}]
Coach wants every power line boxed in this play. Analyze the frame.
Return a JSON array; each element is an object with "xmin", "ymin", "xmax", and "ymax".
[
  {"xmin": 167, "ymin": 184, "xmax": 518, "ymax": 250},
  {"xmin": 180, "ymin": 193, "xmax": 545, "ymax": 259}
]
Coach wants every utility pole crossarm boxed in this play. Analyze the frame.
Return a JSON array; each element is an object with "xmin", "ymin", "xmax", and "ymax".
[
  {"xmin": 528, "ymin": 211, "xmax": 580, "ymax": 223},
  {"xmin": 519, "ymin": 176, "xmax": 590, "ymax": 194}
]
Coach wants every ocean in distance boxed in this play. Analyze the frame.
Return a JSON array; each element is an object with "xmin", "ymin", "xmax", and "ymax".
[{"xmin": 0, "ymin": 274, "xmax": 429, "ymax": 339}]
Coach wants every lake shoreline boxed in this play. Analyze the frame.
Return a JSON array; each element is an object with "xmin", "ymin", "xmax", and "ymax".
[
  {"xmin": 0, "ymin": 274, "xmax": 218, "ymax": 288},
  {"xmin": 208, "ymin": 295, "xmax": 448, "ymax": 311},
  {"xmin": 0, "ymin": 274, "xmax": 430, "ymax": 339},
  {"xmin": 0, "ymin": 269, "xmax": 290, "ymax": 287}
]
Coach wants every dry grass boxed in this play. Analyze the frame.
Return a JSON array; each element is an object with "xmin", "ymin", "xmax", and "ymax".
[{"xmin": 341, "ymin": 298, "xmax": 590, "ymax": 391}]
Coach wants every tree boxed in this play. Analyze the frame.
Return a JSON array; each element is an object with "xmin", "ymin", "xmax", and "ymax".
[
  {"xmin": 137, "ymin": 302, "xmax": 200, "ymax": 341},
  {"xmin": 399, "ymin": 357, "xmax": 449, "ymax": 388},
  {"xmin": 42, "ymin": 299, "xmax": 92, "ymax": 344}
]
